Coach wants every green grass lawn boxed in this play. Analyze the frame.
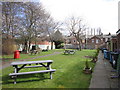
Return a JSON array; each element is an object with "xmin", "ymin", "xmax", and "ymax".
[
  {"xmin": 2, "ymin": 49, "xmax": 96, "ymax": 88},
  {"xmin": 2, "ymin": 49, "xmax": 63, "ymax": 62}
]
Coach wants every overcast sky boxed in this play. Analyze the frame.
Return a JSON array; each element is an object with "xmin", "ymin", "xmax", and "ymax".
[{"xmin": 39, "ymin": 0, "xmax": 119, "ymax": 34}]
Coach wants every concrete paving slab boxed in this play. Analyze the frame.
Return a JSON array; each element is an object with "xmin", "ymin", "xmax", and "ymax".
[{"xmin": 89, "ymin": 51, "xmax": 119, "ymax": 88}]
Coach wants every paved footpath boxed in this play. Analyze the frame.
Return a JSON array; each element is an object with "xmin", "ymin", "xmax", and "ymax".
[
  {"xmin": 1, "ymin": 51, "xmax": 62, "ymax": 69},
  {"xmin": 89, "ymin": 51, "xmax": 119, "ymax": 88}
]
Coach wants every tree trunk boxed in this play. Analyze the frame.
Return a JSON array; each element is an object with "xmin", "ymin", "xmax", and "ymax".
[
  {"xmin": 35, "ymin": 39, "xmax": 37, "ymax": 46},
  {"xmin": 64, "ymin": 41, "xmax": 66, "ymax": 50},
  {"xmin": 28, "ymin": 41, "xmax": 31, "ymax": 52},
  {"xmin": 78, "ymin": 39, "xmax": 81, "ymax": 51},
  {"xmin": 51, "ymin": 41, "xmax": 53, "ymax": 50},
  {"xmin": 23, "ymin": 40, "xmax": 29, "ymax": 53}
]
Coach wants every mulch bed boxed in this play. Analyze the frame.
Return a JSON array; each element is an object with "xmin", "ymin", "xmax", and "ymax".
[{"xmin": 84, "ymin": 56, "xmax": 93, "ymax": 59}]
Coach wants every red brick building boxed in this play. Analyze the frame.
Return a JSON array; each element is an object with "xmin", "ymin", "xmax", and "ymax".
[
  {"xmin": 64, "ymin": 34, "xmax": 113, "ymax": 49},
  {"xmin": 64, "ymin": 36, "xmax": 79, "ymax": 49},
  {"xmin": 87, "ymin": 35, "xmax": 104, "ymax": 49},
  {"xmin": 116, "ymin": 29, "xmax": 120, "ymax": 51},
  {"xmin": 110, "ymin": 36, "xmax": 117, "ymax": 52}
]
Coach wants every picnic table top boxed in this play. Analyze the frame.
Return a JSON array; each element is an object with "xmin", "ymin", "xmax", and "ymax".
[{"xmin": 11, "ymin": 60, "xmax": 53, "ymax": 65}]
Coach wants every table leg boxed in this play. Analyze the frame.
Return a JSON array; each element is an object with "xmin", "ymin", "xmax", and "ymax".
[
  {"xmin": 49, "ymin": 64, "xmax": 51, "ymax": 70},
  {"xmin": 13, "ymin": 65, "xmax": 18, "ymax": 73},
  {"xmin": 13, "ymin": 65, "xmax": 18, "ymax": 84},
  {"xmin": 14, "ymin": 77, "xmax": 17, "ymax": 84},
  {"xmin": 46, "ymin": 63, "xmax": 52, "ymax": 70},
  {"xmin": 50, "ymin": 72, "xmax": 52, "ymax": 79},
  {"xmin": 47, "ymin": 63, "xmax": 53, "ymax": 79}
]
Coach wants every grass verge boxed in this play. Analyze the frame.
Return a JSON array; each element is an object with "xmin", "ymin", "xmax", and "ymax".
[{"xmin": 2, "ymin": 49, "xmax": 96, "ymax": 88}]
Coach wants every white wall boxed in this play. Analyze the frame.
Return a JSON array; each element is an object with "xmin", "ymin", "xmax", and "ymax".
[
  {"xmin": 18, "ymin": 44, "xmax": 24, "ymax": 51},
  {"xmin": 38, "ymin": 45, "xmax": 55, "ymax": 50},
  {"xmin": 30, "ymin": 44, "xmax": 55, "ymax": 50},
  {"xmin": 18, "ymin": 44, "xmax": 55, "ymax": 51}
]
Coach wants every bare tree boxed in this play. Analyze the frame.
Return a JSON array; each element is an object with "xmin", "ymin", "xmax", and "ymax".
[
  {"xmin": 17, "ymin": 2, "xmax": 49, "ymax": 53},
  {"xmin": 66, "ymin": 16, "xmax": 86, "ymax": 50},
  {"xmin": 52, "ymin": 30, "xmax": 63, "ymax": 41},
  {"xmin": 2, "ymin": 2, "xmax": 22, "ymax": 38},
  {"xmin": 2, "ymin": 2, "xmax": 61, "ymax": 53},
  {"xmin": 42, "ymin": 15, "xmax": 62, "ymax": 50}
]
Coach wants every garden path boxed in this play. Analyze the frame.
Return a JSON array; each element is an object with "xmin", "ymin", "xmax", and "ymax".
[{"xmin": 89, "ymin": 51, "xmax": 119, "ymax": 88}]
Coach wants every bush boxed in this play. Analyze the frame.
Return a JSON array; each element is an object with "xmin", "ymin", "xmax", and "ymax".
[
  {"xmin": 85, "ymin": 59, "xmax": 89, "ymax": 69},
  {"xmin": 2, "ymin": 38, "xmax": 17, "ymax": 55},
  {"xmin": 57, "ymin": 44, "xmax": 64, "ymax": 49},
  {"xmin": 96, "ymin": 48, "xmax": 100, "ymax": 53},
  {"xmin": 54, "ymin": 40, "xmax": 64, "ymax": 49}
]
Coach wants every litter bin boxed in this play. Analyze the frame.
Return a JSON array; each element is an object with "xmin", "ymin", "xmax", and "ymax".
[
  {"xmin": 101, "ymin": 48, "xmax": 107, "ymax": 53},
  {"xmin": 109, "ymin": 51, "xmax": 113, "ymax": 64},
  {"xmin": 104, "ymin": 50, "xmax": 108, "ymax": 59},
  {"xmin": 117, "ymin": 53, "xmax": 120, "ymax": 88},
  {"xmin": 14, "ymin": 50, "xmax": 20, "ymax": 59},
  {"xmin": 107, "ymin": 51, "xmax": 111, "ymax": 60},
  {"xmin": 111, "ymin": 52, "xmax": 119, "ymax": 69}
]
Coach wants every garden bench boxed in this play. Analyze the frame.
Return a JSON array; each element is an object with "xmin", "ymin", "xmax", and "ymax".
[
  {"xmin": 9, "ymin": 60, "xmax": 56, "ymax": 84},
  {"xmin": 64, "ymin": 50, "xmax": 75, "ymax": 55}
]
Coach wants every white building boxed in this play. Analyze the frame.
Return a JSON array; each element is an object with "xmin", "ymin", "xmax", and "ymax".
[
  {"xmin": 18, "ymin": 41, "xmax": 55, "ymax": 51},
  {"xmin": 30, "ymin": 41, "xmax": 55, "ymax": 50}
]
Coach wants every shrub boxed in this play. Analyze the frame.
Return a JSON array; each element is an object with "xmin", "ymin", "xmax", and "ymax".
[
  {"xmin": 85, "ymin": 59, "xmax": 89, "ymax": 69},
  {"xmin": 2, "ymin": 38, "xmax": 17, "ymax": 55},
  {"xmin": 96, "ymin": 48, "xmax": 100, "ymax": 53}
]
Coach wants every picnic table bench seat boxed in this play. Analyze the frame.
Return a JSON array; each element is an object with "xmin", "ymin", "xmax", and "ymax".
[{"xmin": 9, "ymin": 69, "xmax": 56, "ymax": 76}]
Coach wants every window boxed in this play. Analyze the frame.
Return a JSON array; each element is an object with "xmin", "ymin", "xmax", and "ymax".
[
  {"xmin": 92, "ymin": 39, "xmax": 94, "ymax": 43},
  {"xmin": 74, "ymin": 40, "xmax": 76, "ymax": 42},
  {"xmin": 96, "ymin": 39, "xmax": 99, "ymax": 43}
]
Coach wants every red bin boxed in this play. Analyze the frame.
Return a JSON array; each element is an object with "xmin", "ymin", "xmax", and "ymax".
[{"xmin": 14, "ymin": 50, "xmax": 20, "ymax": 59}]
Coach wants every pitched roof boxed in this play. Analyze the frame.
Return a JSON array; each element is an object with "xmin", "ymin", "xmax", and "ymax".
[{"xmin": 116, "ymin": 29, "xmax": 120, "ymax": 34}]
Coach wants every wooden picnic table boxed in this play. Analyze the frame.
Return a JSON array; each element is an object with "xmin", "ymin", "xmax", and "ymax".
[
  {"xmin": 9, "ymin": 60, "xmax": 56, "ymax": 84},
  {"xmin": 64, "ymin": 50, "xmax": 75, "ymax": 55}
]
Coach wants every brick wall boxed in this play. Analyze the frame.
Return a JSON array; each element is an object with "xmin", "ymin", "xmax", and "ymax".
[
  {"xmin": 87, "ymin": 36, "xmax": 104, "ymax": 49},
  {"xmin": 117, "ymin": 34, "xmax": 120, "ymax": 50}
]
